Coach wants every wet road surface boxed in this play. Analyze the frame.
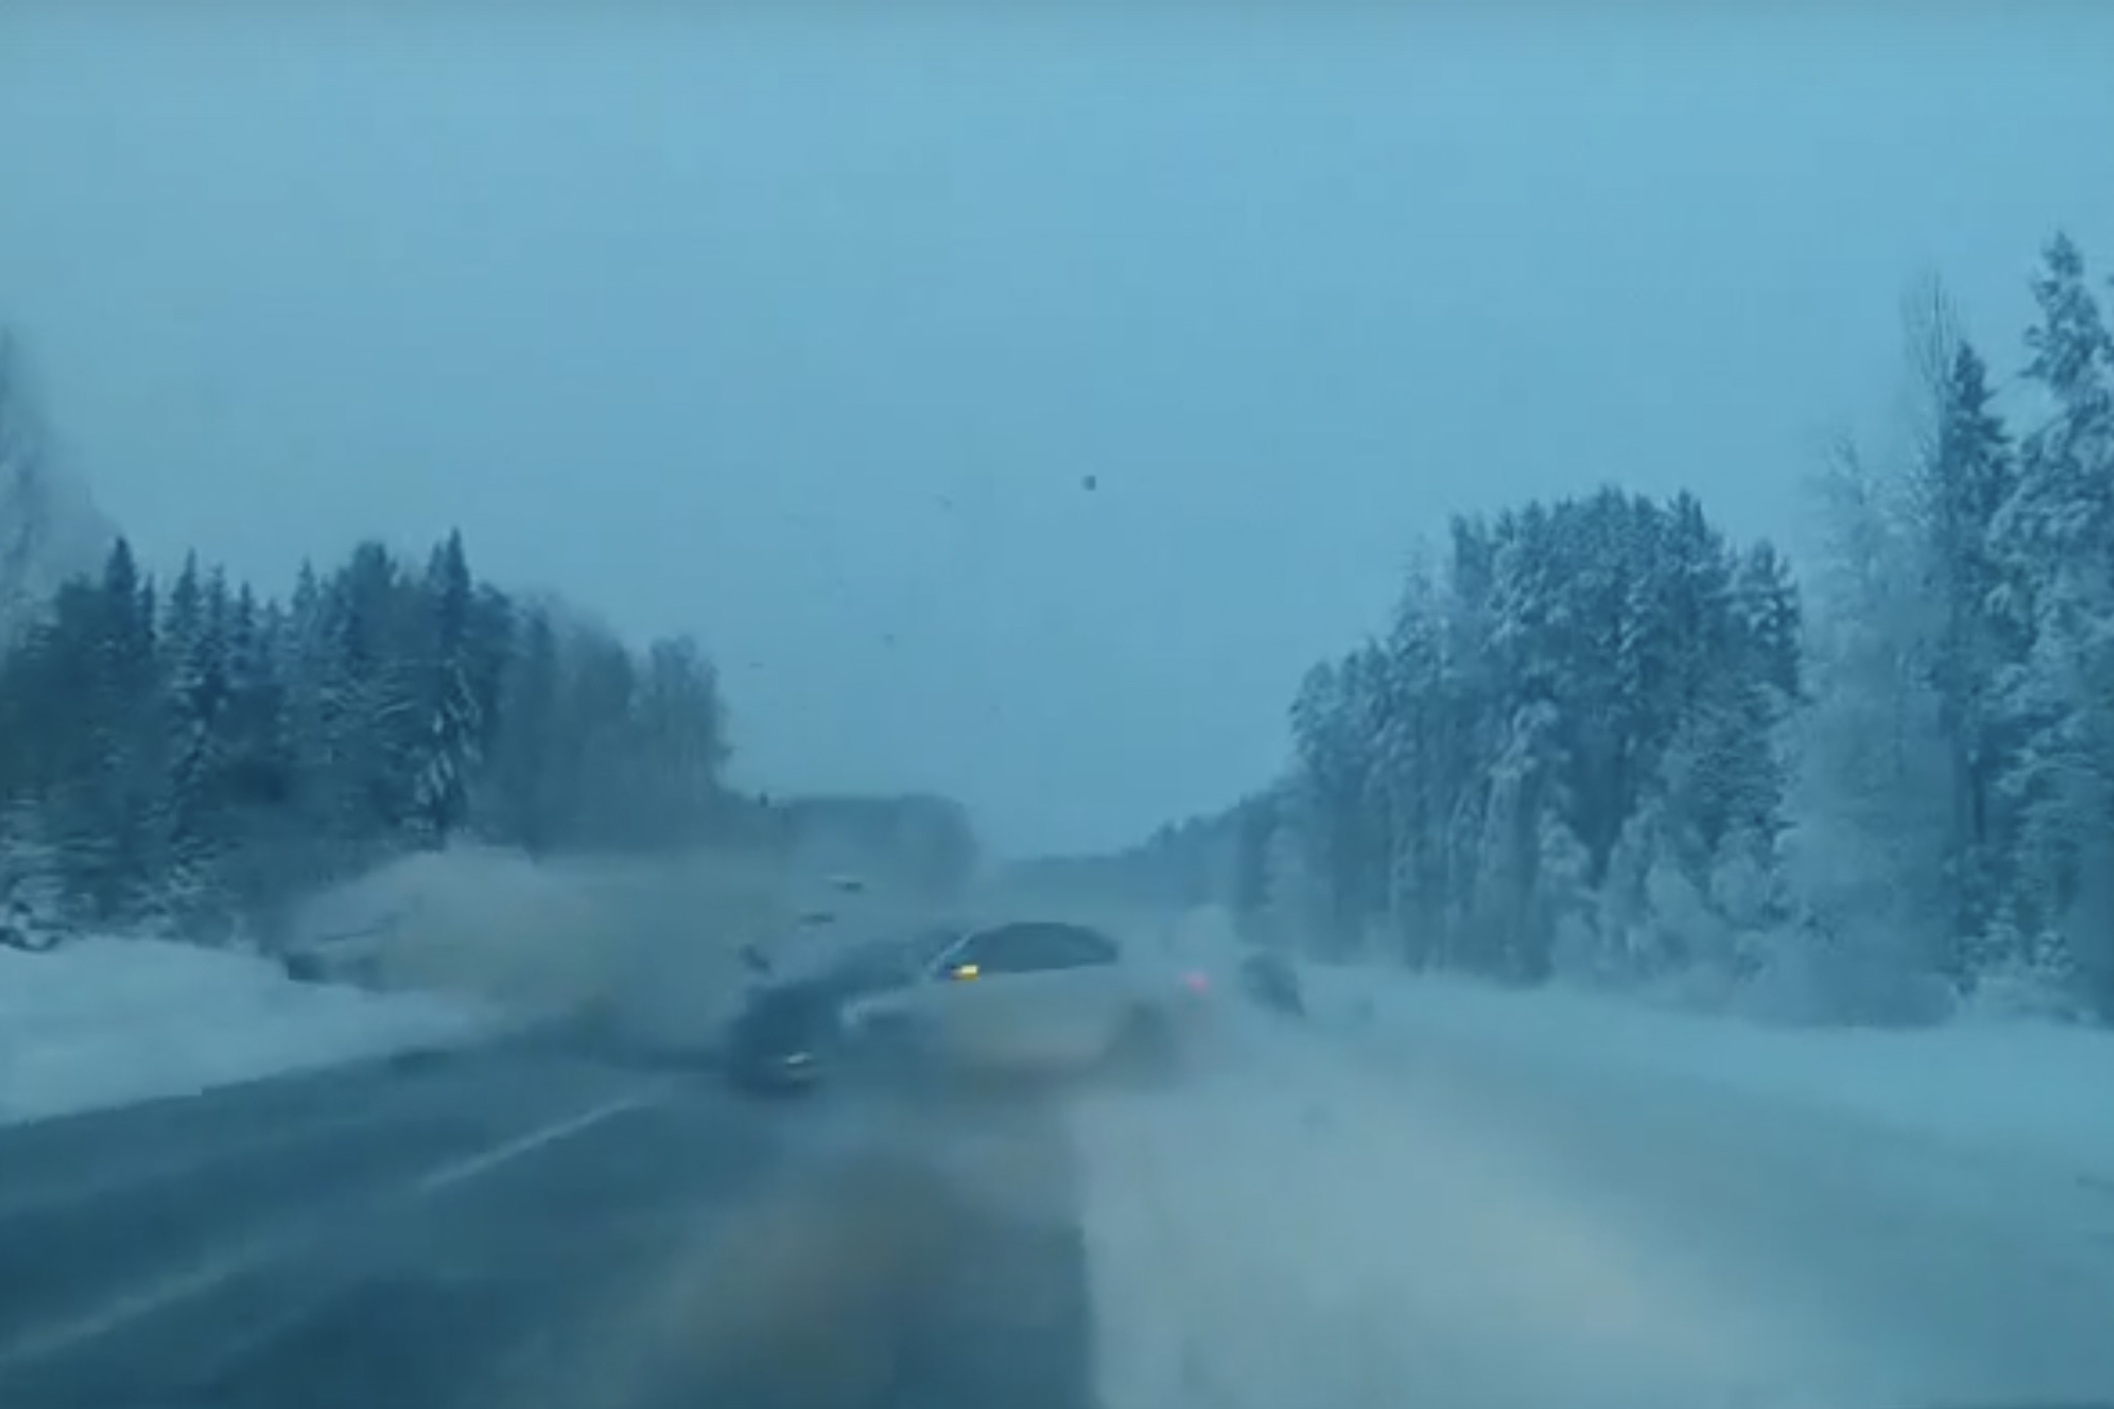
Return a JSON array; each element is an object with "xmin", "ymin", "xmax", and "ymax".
[{"xmin": 0, "ymin": 1047, "xmax": 1095, "ymax": 1409}]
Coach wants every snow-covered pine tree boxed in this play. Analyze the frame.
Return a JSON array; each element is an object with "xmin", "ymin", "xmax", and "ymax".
[
  {"xmin": 33, "ymin": 540, "xmax": 164, "ymax": 922},
  {"xmin": 559, "ymin": 621, "xmax": 641, "ymax": 849},
  {"xmin": 1288, "ymin": 649, "xmax": 1390, "ymax": 956},
  {"xmin": 1989, "ymin": 233, "xmax": 2114, "ymax": 1014},
  {"xmin": 313, "ymin": 542, "xmax": 423, "ymax": 860},
  {"xmin": 1785, "ymin": 429, "xmax": 1953, "ymax": 1014},
  {"xmin": 1909, "ymin": 329, "xmax": 2023, "ymax": 972},
  {"xmin": 404, "ymin": 530, "xmax": 482, "ymax": 848},
  {"xmin": 626, "ymin": 634, "xmax": 729, "ymax": 848},
  {"xmin": 1372, "ymin": 556, "xmax": 1451, "ymax": 965},
  {"xmin": 210, "ymin": 581, "xmax": 297, "ymax": 935},
  {"xmin": 1229, "ymin": 788, "xmax": 1281, "ymax": 943},
  {"xmin": 160, "ymin": 555, "xmax": 235, "ymax": 932},
  {"xmin": 478, "ymin": 603, "xmax": 561, "ymax": 852}
]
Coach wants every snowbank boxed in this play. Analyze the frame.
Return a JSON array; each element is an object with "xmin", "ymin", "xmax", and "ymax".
[
  {"xmin": 1300, "ymin": 963, "xmax": 2114, "ymax": 1180},
  {"xmin": 1069, "ymin": 911, "xmax": 2114, "ymax": 1408},
  {"xmin": 0, "ymin": 936, "xmax": 490, "ymax": 1126},
  {"xmin": 1071, "ymin": 1012, "xmax": 1900, "ymax": 1409}
]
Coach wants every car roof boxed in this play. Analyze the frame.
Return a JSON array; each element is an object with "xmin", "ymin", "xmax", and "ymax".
[
  {"xmin": 941, "ymin": 919, "xmax": 1125, "ymax": 963},
  {"xmin": 962, "ymin": 918, "xmax": 1121, "ymax": 942}
]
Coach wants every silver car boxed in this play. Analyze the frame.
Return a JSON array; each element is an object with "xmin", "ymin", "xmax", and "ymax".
[{"xmin": 842, "ymin": 919, "xmax": 1211, "ymax": 1078}]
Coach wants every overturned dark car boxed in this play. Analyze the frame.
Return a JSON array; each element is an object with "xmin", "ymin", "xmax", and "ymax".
[
  {"xmin": 721, "ymin": 930, "xmax": 942, "ymax": 1095},
  {"xmin": 723, "ymin": 978, "xmax": 843, "ymax": 1093}
]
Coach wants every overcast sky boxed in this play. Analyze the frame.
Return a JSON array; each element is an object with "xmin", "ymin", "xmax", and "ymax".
[{"xmin": 2, "ymin": 9, "xmax": 2112, "ymax": 856}]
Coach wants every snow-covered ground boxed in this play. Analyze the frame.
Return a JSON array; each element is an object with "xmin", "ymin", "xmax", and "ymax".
[
  {"xmin": 1072, "ymin": 962, "xmax": 2114, "ymax": 1409},
  {"xmin": 1303, "ymin": 964, "xmax": 2114, "ymax": 1181},
  {"xmin": 0, "ymin": 937, "xmax": 492, "ymax": 1127}
]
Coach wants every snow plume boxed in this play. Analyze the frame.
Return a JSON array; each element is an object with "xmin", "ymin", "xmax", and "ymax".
[
  {"xmin": 286, "ymin": 843, "xmax": 887, "ymax": 1047},
  {"xmin": 0, "ymin": 332, "xmax": 114, "ymax": 643}
]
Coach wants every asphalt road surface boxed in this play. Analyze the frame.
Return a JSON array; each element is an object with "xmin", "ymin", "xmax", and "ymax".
[{"xmin": 0, "ymin": 1045, "xmax": 1095, "ymax": 1409}]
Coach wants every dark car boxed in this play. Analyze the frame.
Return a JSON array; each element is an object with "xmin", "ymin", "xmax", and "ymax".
[
  {"xmin": 1238, "ymin": 949, "xmax": 1305, "ymax": 1016},
  {"xmin": 721, "ymin": 930, "xmax": 944, "ymax": 1095},
  {"xmin": 724, "ymin": 977, "xmax": 845, "ymax": 1094}
]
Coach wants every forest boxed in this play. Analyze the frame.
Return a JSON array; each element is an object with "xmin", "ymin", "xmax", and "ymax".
[
  {"xmin": 1, "ymin": 332, "xmax": 981, "ymax": 946},
  {"xmin": 1073, "ymin": 234, "xmax": 2114, "ymax": 1026},
  {"xmin": 0, "ymin": 519, "xmax": 736, "ymax": 944}
]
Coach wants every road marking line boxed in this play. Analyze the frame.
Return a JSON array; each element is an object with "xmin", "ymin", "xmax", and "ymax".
[
  {"xmin": 412, "ymin": 1088, "xmax": 659, "ymax": 1195},
  {"xmin": 0, "ymin": 1086, "xmax": 662, "ymax": 1369},
  {"xmin": 0, "ymin": 1232, "xmax": 298, "ymax": 1369}
]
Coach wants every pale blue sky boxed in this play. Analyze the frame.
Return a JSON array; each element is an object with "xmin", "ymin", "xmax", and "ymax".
[{"xmin": 2, "ymin": 9, "xmax": 2111, "ymax": 855}]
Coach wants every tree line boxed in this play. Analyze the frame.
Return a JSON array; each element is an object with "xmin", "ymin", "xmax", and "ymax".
[
  {"xmin": 0, "ymin": 524, "xmax": 735, "ymax": 945},
  {"xmin": 2, "ymin": 321, "xmax": 988, "ymax": 948},
  {"xmin": 1095, "ymin": 232, "xmax": 2114, "ymax": 1025}
]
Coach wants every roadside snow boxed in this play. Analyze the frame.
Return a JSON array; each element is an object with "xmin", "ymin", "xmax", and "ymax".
[
  {"xmin": 1073, "ymin": 988, "xmax": 2114, "ymax": 1409},
  {"xmin": 1300, "ymin": 964, "xmax": 2114, "ymax": 1180},
  {"xmin": 1073, "ymin": 1013, "xmax": 1898, "ymax": 1409},
  {"xmin": 0, "ymin": 936, "xmax": 492, "ymax": 1126}
]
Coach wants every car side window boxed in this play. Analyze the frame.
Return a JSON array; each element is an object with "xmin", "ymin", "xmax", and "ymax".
[{"xmin": 956, "ymin": 922, "xmax": 1118, "ymax": 975}]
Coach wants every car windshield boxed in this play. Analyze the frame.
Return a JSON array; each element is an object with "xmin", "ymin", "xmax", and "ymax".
[
  {"xmin": 4, "ymin": 9, "xmax": 2114, "ymax": 1409},
  {"xmin": 832, "ymin": 930, "xmax": 947, "ymax": 990}
]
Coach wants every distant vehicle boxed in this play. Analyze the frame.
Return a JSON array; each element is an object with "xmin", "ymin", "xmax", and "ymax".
[
  {"xmin": 1237, "ymin": 949, "xmax": 1305, "ymax": 1017},
  {"xmin": 840, "ymin": 919, "xmax": 1212, "ymax": 1083}
]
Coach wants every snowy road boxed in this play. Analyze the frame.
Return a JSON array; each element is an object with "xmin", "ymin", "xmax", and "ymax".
[
  {"xmin": 1074, "ymin": 996, "xmax": 2114, "ymax": 1409},
  {"xmin": 0, "ymin": 1048, "xmax": 1094, "ymax": 1409},
  {"xmin": 8, "ymin": 972, "xmax": 2113, "ymax": 1409}
]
